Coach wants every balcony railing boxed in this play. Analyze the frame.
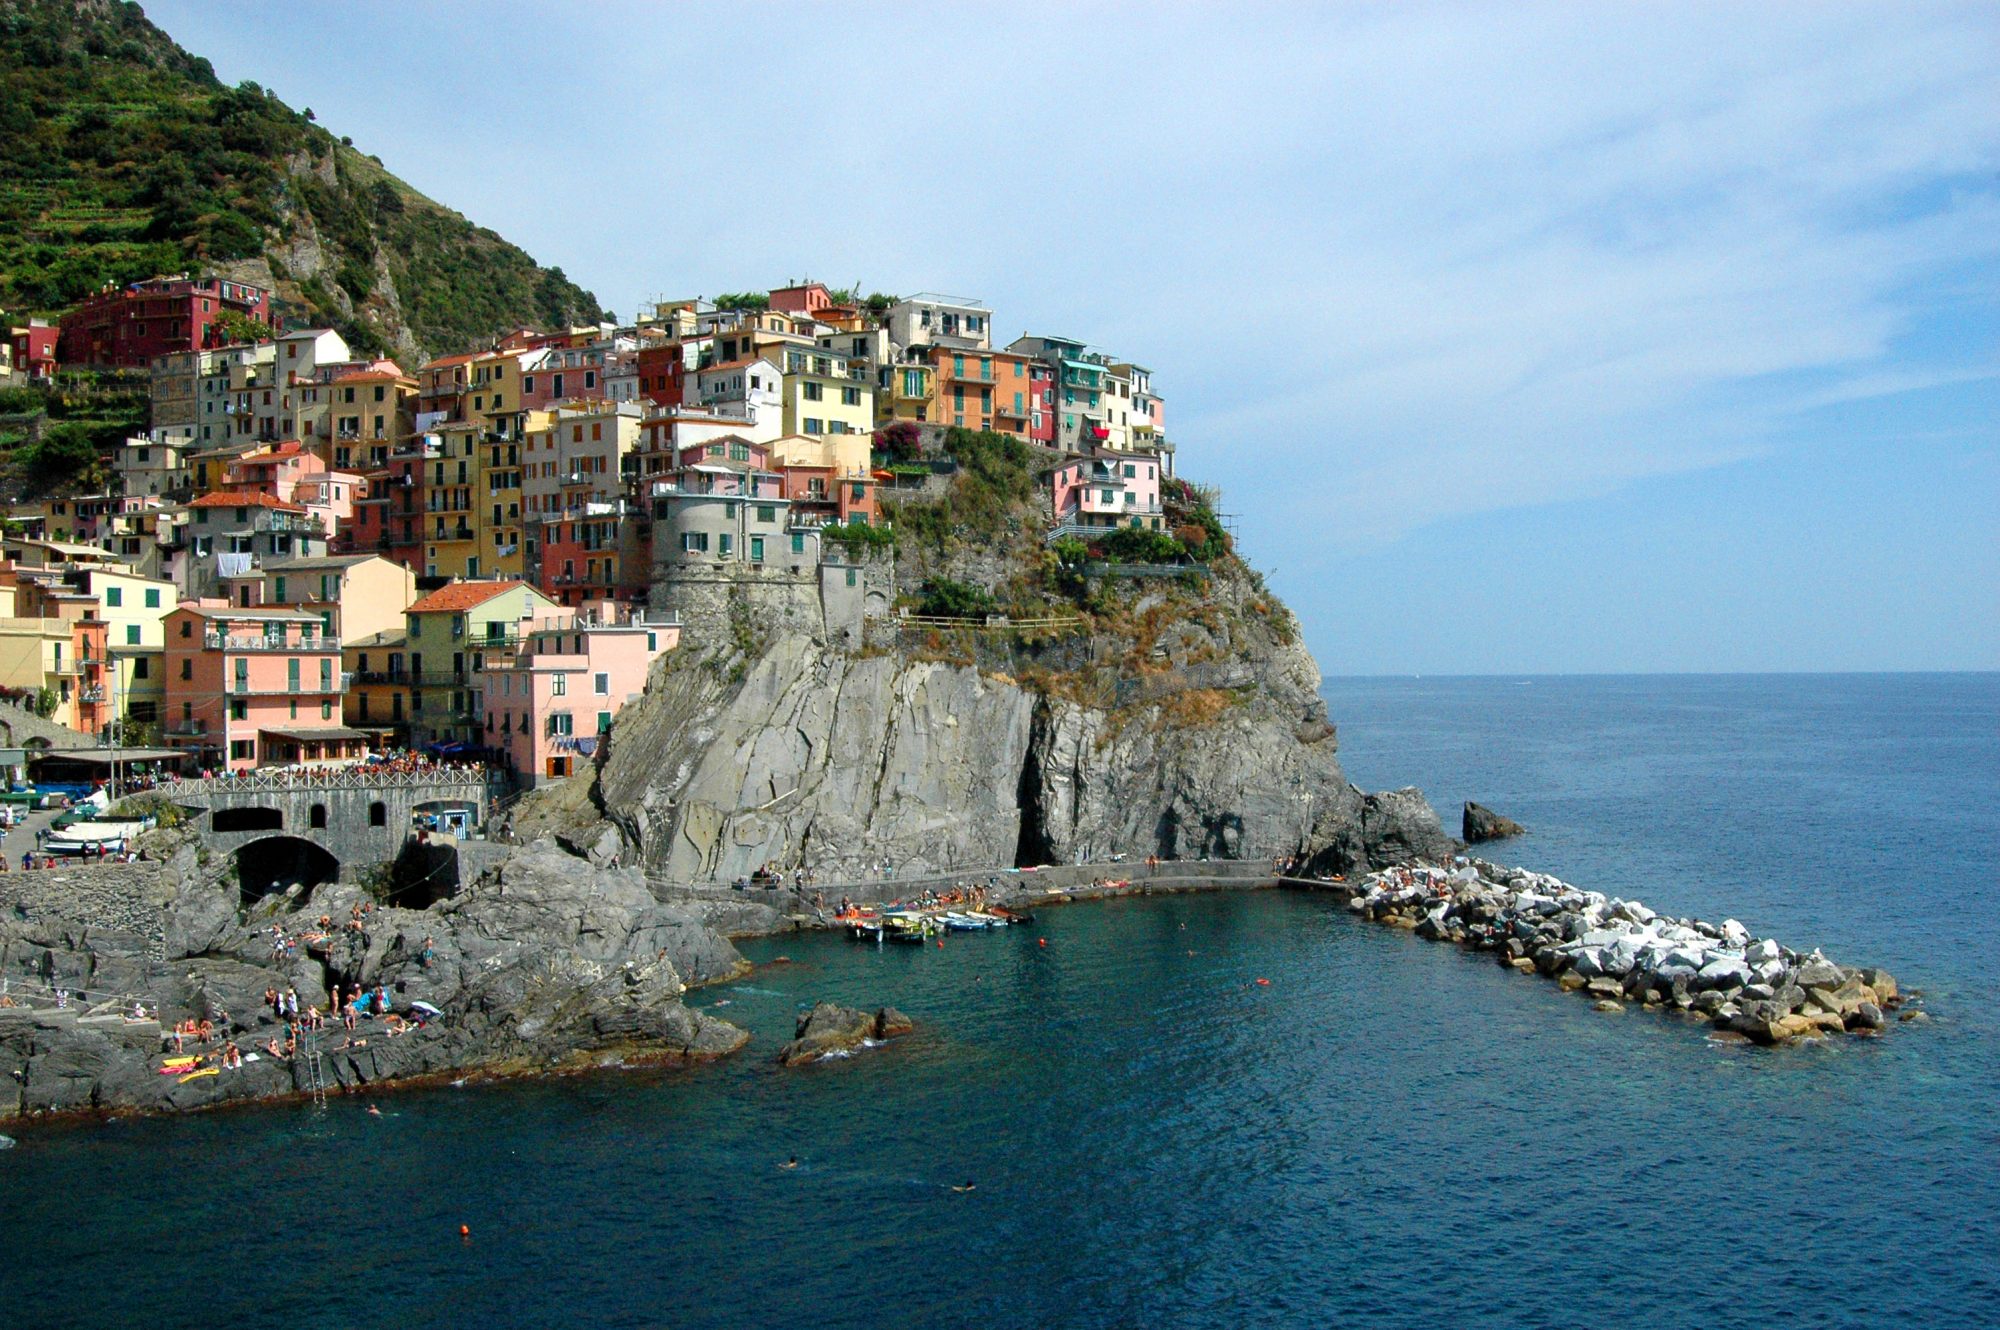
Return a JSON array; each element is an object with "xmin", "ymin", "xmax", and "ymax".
[
  {"xmin": 225, "ymin": 673, "xmax": 350, "ymax": 696},
  {"xmin": 204, "ymin": 631, "xmax": 341, "ymax": 652},
  {"xmin": 350, "ymin": 670, "xmax": 409, "ymax": 686}
]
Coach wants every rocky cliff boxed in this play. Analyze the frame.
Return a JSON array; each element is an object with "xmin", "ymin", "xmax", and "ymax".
[
  {"xmin": 515, "ymin": 558, "xmax": 1454, "ymax": 884},
  {"xmin": 0, "ymin": 839, "xmax": 747, "ymax": 1119}
]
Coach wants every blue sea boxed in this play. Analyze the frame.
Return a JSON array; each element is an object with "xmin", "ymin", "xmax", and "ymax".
[{"xmin": 1, "ymin": 673, "xmax": 1994, "ymax": 1329}]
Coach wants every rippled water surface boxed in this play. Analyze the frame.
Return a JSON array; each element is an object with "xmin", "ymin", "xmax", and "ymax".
[{"xmin": 1, "ymin": 674, "xmax": 1994, "ymax": 1329}]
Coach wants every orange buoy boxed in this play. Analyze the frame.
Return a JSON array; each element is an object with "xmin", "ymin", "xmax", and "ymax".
[
  {"xmin": 1255, "ymin": 978, "xmax": 1271, "ymax": 986},
  {"xmin": 459, "ymin": 1224, "xmax": 470, "ymax": 1237},
  {"xmin": 1038, "ymin": 938, "xmax": 1047, "ymax": 947},
  {"xmin": 936, "ymin": 939, "xmax": 944, "ymax": 949}
]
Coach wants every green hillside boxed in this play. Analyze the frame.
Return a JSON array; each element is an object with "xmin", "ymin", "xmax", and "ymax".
[{"xmin": 0, "ymin": 0, "xmax": 602, "ymax": 360}]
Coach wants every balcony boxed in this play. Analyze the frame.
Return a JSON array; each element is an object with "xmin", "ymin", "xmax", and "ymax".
[
  {"xmin": 204, "ymin": 631, "xmax": 342, "ymax": 652},
  {"xmin": 350, "ymin": 670, "xmax": 410, "ymax": 686},
  {"xmin": 225, "ymin": 673, "xmax": 350, "ymax": 696}
]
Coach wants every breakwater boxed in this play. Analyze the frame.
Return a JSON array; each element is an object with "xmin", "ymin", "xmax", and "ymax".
[{"xmin": 1306, "ymin": 859, "xmax": 1914, "ymax": 1044}]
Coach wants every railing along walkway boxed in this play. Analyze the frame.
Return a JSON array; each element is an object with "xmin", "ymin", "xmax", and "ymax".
[{"xmin": 146, "ymin": 767, "xmax": 497, "ymax": 798}]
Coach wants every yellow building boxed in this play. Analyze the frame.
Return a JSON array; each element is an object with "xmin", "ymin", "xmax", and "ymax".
[
  {"xmin": 779, "ymin": 346, "xmax": 874, "ymax": 437},
  {"xmin": 343, "ymin": 628, "xmax": 409, "ymax": 743},
  {"xmin": 0, "ymin": 617, "xmax": 81, "ymax": 728},
  {"xmin": 259, "ymin": 553, "xmax": 416, "ymax": 643},
  {"xmin": 423, "ymin": 422, "xmax": 481, "ymax": 580},
  {"xmin": 76, "ymin": 568, "xmax": 177, "ymax": 734},
  {"xmin": 878, "ymin": 361, "xmax": 935, "ymax": 426},
  {"xmin": 405, "ymin": 579, "xmax": 567, "ymax": 747}
]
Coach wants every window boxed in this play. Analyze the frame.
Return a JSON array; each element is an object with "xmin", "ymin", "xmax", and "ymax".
[
  {"xmin": 597, "ymin": 711, "xmax": 612, "ymax": 733},
  {"xmin": 791, "ymin": 532, "xmax": 806, "ymax": 554},
  {"xmin": 230, "ymin": 740, "xmax": 253, "ymax": 760},
  {"xmin": 288, "ymin": 658, "xmax": 300, "ymax": 690},
  {"xmin": 756, "ymin": 504, "xmax": 777, "ymax": 524},
  {"xmin": 180, "ymin": 659, "xmax": 192, "ymax": 680},
  {"xmin": 844, "ymin": 568, "xmax": 857, "ymax": 587},
  {"xmin": 749, "ymin": 535, "xmax": 765, "ymax": 563},
  {"xmin": 320, "ymin": 659, "xmax": 333, "ymax": 690},
  {"xmin": 309, "ymin": 804, "xmax": 328, "ymax": 829},
  {"xmin": 229, "ymin": 700, "xmax": 248, "ymax": 721},
  {"xmin": 719, "ymin": 533, "xmax": 734, "ymax": 557},
  {"xmin": 804, "ymin": 419, "xmax": 823, "ymax": 435},
  {"xmin": 841, "ymin": 386, "xmax": 861, "ymax": 406},
  {"xmin": 681, "ymin": 532, "xmax": 709, "ymax": 554},
  {"xmin": 322, "ymin": 701, "xmax": 333, "ymax": 720},
  {"xmin": 369, "ymin": 801, "xmax": 387, "ymax": 827},
  {"xmin": 180, "ymin": 620, "xmax": 191, "ymax": 638},
  {"xmin": 145, "ymin": 588, "xmax": 161, "ymax": 609},
  {"xmin": 125, "ymin": 625, "xmax": 140, "ymax": 645},
  {"xmin": 133, "ymin": 657, "xmax": 149, "ymax": 679},
  {"xmin": 551, "ymin": 672, "xmax": 567, "ymax": 696},
  {"xmin": 802, "ymin": 382, "xmax": 823, "ymax": 402},
  {"xmin": 547, "ymin": 712, "xmax": 573, "ymax": 736},
  {"xmin": 105, "ymin": 586, "xmax": 122, "ymax": 608},
  {"xmin": 593, "ymin": 672, "xmax": 610, "ymax": 695}
]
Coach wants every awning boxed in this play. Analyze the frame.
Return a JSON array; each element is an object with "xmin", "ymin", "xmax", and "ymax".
[{"xmin": 257, "ymin": 726, "xmax": 371, "ymax": 742}]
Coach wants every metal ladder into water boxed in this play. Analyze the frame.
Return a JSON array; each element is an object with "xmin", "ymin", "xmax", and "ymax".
[{"xmin": 300, "ymin": 1028, "xmax": 327, "ymax": 1107}]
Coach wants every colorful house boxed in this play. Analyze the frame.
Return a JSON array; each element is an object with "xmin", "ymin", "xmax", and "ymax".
[
  {"xmin": 482, "ymin": 608, "xmax": 679, "ymax": 784},
  {"xmin": 162, "ymin": 605, "xmax": 358, "ymax": 770},
  {"xmin": 1050, "ymin": 451, "xmax": 1167, "ymax": 534},
  {"xmin": 404, "ymin": 579, "xmax": 568, "ymax": 748}
]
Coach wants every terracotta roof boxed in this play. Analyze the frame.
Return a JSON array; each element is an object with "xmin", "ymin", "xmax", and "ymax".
[
  {"xmin": 406, "ymin": 580, "xmax": 528, "ymax": 615},
  {"xmin": 421, "ymin": 354, "xmax": 478, "ymax": 371},
  {"xmin": 188, "ymin": 490, "xmax": 307, "ymax": 512}
]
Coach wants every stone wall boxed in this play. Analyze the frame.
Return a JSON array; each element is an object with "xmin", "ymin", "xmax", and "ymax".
[
  {"xmin": 171, "ymin": 780, "xmax": 490, "ymax": 874},
  {"xmin": 0, "ymin": 861, "xmax": 167, "ymax": 954},
  {"xmin": 651, "ymin": 549, "xmax": 895, "ymax": 651}
]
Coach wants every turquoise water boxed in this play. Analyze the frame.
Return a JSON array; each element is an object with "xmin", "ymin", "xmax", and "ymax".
[{"xmin": 1, "ymin": 674, "xmax": 1994, "ymax": 1328}]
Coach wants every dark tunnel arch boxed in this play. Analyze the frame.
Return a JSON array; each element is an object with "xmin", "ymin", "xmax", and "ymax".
[{"xmin": 234, "ymin": 836, "xmax": 340, "ymax": 907}]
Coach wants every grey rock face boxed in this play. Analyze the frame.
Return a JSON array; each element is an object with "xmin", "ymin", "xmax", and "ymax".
[
  {"xmin": 776, "ymin": 1001, "xmax": 912, "ymax": 1066},
  {"xmin": 550, "ymin": 629, "xmax": 1451, "ymax": 885},
  {"xmin": 1, "ymin": 838, "xmax": 750, "ymax": 1120}
]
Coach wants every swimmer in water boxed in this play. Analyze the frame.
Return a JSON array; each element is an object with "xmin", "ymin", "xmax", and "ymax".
[
  {"xmin": 951, "ymin": 1180, "xmax": 976, "ymax": 1193},
  {"xmin": 366, "ymin": 1104, "xmax": 382, "ymax": 1117},
  {"xmin": 780, "ymin": 1156, "xmax": 799, "ymax": 1170}
]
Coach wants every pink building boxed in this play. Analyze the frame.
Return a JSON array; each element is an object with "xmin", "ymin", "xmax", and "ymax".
[
  {"xmin": 482, "ymin": 607, "xmax": 679, "ymax": 784},
  {"xmin": 163, "ymin": 603, "xmax": 362, "ymax": 771},
  {"xmin": 222, "ymin": 441, "xmax": 327, "ymax": 504},
  {"xmin": 1050, "ymin": 450, "xmax": 1166, "ymax": 533}
]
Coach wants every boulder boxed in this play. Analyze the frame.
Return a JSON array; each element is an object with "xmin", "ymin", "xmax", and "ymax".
[
  {"xmin": 1462, "ymin": 803, "xmax": 1526, "ymax": 842},
  {"xmin": 776, "ymin": 1001, "xmax": 912, "ymax": 1066}
]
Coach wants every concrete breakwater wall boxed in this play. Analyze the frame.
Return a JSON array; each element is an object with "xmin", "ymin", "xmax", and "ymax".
[{"xmin": 1305, "ymin": 859, "xmax": 1913, "ymax": 1045}]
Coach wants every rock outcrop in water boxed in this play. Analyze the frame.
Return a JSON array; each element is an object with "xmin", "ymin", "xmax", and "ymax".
[
  {"xmin": 776, "ymin": 1001, "xmax": 913, "ymax": 1066},
  {"xmin": 1463, "ymin": 802, "xmax": 1525, "ymax": 842},
  {"xmin": 0, "ymin": 838, "xmax": 748, "ymax": 1119},
  {"xmin": 1334, "ymin": 860, "xmax": 1907, "ymax": 1045}
]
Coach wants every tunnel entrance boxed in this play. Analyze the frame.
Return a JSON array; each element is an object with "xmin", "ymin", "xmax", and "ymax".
[{"xmin": 235, "ymin": 836, "xmax": 340, "ymax": 907}]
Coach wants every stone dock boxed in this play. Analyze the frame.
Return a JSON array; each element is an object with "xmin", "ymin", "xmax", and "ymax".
[{"xmin": 1290, "ymin": 859, "xmax": 1915, "ymax": 1045}]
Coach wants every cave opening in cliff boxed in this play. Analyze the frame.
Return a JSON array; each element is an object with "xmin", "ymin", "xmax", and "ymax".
[
  {"xmin": 235, "ymin": 837, "xmax": 340, "ymax": 907},
  {"xmin": 1012, "ymin": 738, "xmax": 1052, "ymax": 869}
]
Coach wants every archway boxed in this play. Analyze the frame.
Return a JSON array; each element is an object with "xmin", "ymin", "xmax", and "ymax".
[
  {"xmin": 213, "ymin": 805, "xmax": 282, "ymax": 833},
  {"xmin": 234, "ymin": 836, "xmax": 340, "ymax": 906}
]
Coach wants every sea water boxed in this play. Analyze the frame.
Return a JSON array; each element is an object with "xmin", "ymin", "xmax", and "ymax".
[{"xmin": 0, "ymin": 674, "xmax": 1993, "ymax": 1328}]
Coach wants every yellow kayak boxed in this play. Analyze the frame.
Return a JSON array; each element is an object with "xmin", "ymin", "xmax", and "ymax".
[
  {"xmin": 177, "ymin": 1067, "xmax": 218, "ymax": 1083},
  {"xmin": 161, "ymin": 1056, "xmax": 199, "ymax": 1069}
]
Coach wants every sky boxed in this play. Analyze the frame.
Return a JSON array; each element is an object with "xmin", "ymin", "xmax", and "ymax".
[{"xmin": 147, "ymin": 1, "xmax": 1999, "ymax": 675}]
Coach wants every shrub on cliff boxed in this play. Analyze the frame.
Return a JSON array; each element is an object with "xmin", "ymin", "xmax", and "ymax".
[
  {"xmin": 874, "ymin": 420, "xmax": 923, "ymax": 463},
  {"xmin": 916, "ymin": 578, "xmax": 998, "ymax": 619},
  {"xmin": 1100, "ymin": 526, "xmax": 1185, "ymax": 565}
]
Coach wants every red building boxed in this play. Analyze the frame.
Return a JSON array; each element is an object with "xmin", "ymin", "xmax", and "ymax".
[
  {"xmin": 636, "ymin": 343, "xmax": 688, "ymax": 408},
  {"xmin": 8, "ymin": 320, "xmax": 57, "ymax": 381},
  {"xmin": 57, "ymin": 275, "xmax": 273, "ymax": 370}
]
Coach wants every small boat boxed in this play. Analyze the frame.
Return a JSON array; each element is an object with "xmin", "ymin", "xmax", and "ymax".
[
  {"xmin": 942, "ymin": 913, "xmax": 992, "ymax": 932},
  {"xmin": 988, "ymin": 906, "xmax": 1034, "ymax": 926}
]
